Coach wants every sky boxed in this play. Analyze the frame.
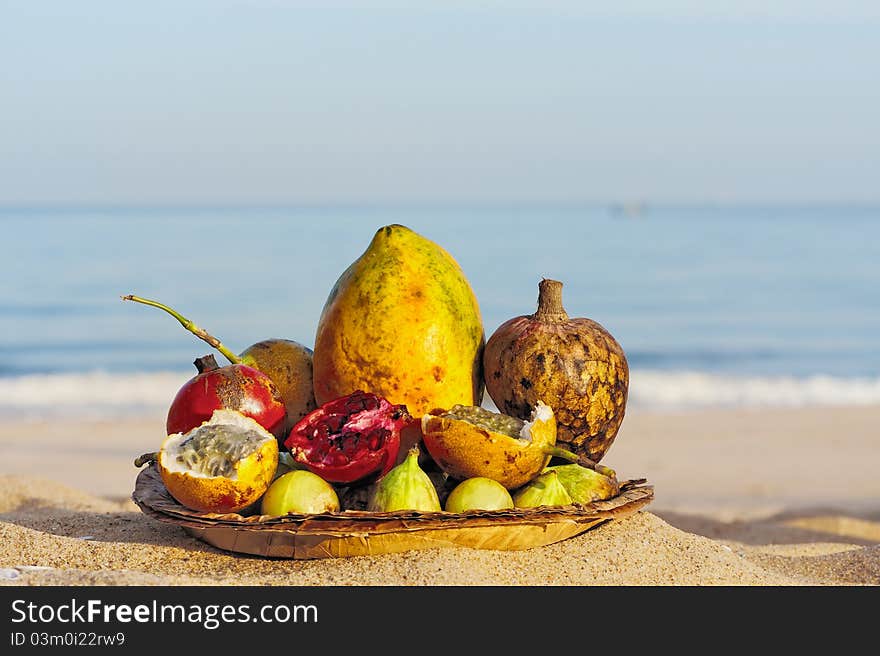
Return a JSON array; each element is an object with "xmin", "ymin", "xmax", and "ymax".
[{"xmin": 2, "ymin": 2, "xmax": 879, "ymax": 206}]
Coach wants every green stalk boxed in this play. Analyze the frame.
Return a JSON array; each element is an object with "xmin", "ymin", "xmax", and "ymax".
[
  {"xmin": 121, "ymin": 294, "xmax": 242, "ymax": 365},
  {"xmin": 542, "ymin": 446, "xmax": 598, "ymax": 471}
]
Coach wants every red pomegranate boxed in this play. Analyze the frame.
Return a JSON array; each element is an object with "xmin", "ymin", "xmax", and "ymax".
[
  {"xmin": 166, "ymin": 354, "xmax": 287, "ymax": 439},
  {"xmin": 284, "ymin": 391, "xmax": 412, "ymax": 485}
]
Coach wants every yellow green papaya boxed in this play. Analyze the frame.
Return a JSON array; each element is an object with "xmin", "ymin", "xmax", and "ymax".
[{"xmin": 313, "ymin": 224, "xmax": 485, "ymax": 418}]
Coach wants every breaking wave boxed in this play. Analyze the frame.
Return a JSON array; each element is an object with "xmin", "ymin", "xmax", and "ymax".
[
  {"xmin": 628, "ymin": 370, "xmax": 880, "ymax": 410},
  {"xmin": 1, "ymin": 369, "xmax": 880, "ymax": 420},
  {"xmin": 0, "ymin": 371, "xmax": 191, "ymax": 420}
]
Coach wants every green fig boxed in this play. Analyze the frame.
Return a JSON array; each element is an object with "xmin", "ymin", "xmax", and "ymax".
[
  {"xmin": 543, "ymin": 463, "xmax": 620, "ymax": 504},
  {"xmin": 261, "ymin": 470, "xmax": 340, "ymax": 516},
  {"xmin": 512, "ymin": 470, "xmax": 573, "ymax": 509},
  {"xmin": 445, "ymin": 477, "xmax": 514, "ymax": 513},
  {"xmin": 272, "ymin": 452, "xmax": 309, "ymax": 481},
  {"xmin": 368, "ymin": 447, "xmax": 442, "ymax": 513}
]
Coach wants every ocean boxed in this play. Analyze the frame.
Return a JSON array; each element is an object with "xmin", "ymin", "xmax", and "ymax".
[{"xmin": 3, "ymin": 205, "xmax": 879, "ymax": 419}]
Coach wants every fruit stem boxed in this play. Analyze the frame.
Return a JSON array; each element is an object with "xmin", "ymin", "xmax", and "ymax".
[
  {"xmin": 542, "ymin": 446, "xmax": 598, "ymax": 471},
  {"xmin": 194, "ymin": 354, "xmax": 220, "ymax": 374},
  {"xmin": 534, "ymin": 279, "xmax": 569, "ymax": 323},
  {"xmin": 121, "ymin": 294, "xmax": 242, "ymax": 365},
  {"xmin": 134, "ymin": 452, "xmax": 159, "ymax": 468}
]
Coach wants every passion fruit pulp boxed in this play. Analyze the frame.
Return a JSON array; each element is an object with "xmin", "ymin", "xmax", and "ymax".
[
  {"xmin": 158, "ymin": 409, "xmax": 279, "ymax": 514},
  {"xmin": 421, "ymin": 402, "xmax": 557, "ymax": 490}
]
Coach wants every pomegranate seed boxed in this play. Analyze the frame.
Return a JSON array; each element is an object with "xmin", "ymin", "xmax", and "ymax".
[
  {"xmin": 367, "ymin": 429, "xmax": 387, "ymax": 451},
  {"xmin": 342, "ymin": 436, "xmax": 361, "ymax": 458},
  {"xmin": 284, "ymin": 391, "xmax": 409, "ymax": 484},
  {"xmin": 324, "ymin": 451, "xmax": 350, "ymax": 467},
  {"xmin": 324, "ymin": 414, "xmax": 347, "ymax": 432},
  {"xmin": 360, "ymin": 395, "xmax": 381, "ymax": 411}
]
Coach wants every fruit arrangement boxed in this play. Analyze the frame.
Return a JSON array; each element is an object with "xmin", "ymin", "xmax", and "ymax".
[{"xmin": 130, "ymin": 224, "xmax": 633, "ymax": 526}]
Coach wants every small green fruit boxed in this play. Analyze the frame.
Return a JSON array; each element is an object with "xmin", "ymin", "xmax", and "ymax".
[
  {"xmin": 260, "ymin": 470, "xmax": 340, "ymax": 516},
  {"xmin": 272, "ymin": 452, "xmax": 308, "ymax": 481},
  {"xmin": 445, "ymin": 477, "xmax": 514, "ymax": 512},
  {"xmin": 512, "ymin": 470, "xmax": 573, "ymax": 509},
  {"xmin": 368, "ymin": 447, "xmax": 441, "ymax": 513},
  {"xmin": 544, "ymin": 463, "xmax": 620, "ymax": 504}
]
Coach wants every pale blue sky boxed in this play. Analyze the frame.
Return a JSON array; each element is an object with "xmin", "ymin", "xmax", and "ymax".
[{"xmin": 2, "ymin": 2, "xmax": 878, "ymax": 205}]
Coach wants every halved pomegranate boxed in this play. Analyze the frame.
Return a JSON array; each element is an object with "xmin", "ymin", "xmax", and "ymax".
[{"xmin": 284, "ymin": 391, "xmax": 411, "ymax": 485}]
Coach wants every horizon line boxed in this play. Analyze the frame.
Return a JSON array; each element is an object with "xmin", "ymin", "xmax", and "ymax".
[{"xmin": 1, "ymin": 199, "xmax": 879, "ymax": 213}]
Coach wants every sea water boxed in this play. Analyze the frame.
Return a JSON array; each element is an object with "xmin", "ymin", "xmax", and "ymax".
[{"xmin": 2, "ymin": 205, "xmax": 878, "ymax": 419}]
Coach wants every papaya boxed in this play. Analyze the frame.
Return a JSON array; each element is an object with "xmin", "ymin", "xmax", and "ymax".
[{"xmin": 313, "ymin": 224, "xmax": 485, "ymax": 418}]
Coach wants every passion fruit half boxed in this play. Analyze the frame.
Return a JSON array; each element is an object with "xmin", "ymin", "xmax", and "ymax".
[
  {"xmin": 158, "ymin": 409, "xmax": 279, "ymax": 514},
  {"xmin": 420, "ymin": 402, "xmax": 556, "ymax": 490}
]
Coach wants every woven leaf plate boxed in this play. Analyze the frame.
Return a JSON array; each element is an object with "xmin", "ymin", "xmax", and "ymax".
[{"xmin": 132, "ymin": 464, "xmax": 653, "ymax": 560}]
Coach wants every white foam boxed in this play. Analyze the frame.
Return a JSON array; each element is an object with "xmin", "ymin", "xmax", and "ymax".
[
  {"xmin": 0, "ymin": 371, "xmax": 190, "ymax": 420},
  {"xmin": 1, "ymin": 369, "xmax": 879, "ymax": 421},
  {"xmin": 629, "ymin": 369, "xmax": 880, "ymax": 410}
]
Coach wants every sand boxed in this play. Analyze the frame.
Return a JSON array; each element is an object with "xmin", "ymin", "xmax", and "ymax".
[{"xmin": 1, "ymin": 405, "xmax": 878, "ymax": 586}]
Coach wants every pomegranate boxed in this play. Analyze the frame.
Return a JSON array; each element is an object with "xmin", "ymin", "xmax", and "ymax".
[
  {"xmin": 167, "ymin": 354, "xmax": 287, "ymax": 439},
  {"xmin": 123, "ymin": 294, "xmax": 316, "ymax": 434},
  {"xmin": 284, "ymin": 390, "xmax": 411, "ymax": 485}
]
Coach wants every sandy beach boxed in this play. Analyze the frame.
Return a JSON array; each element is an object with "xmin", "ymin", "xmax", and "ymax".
[{"xmin": 1, "ymin": 404, "xmax": 878, "ymax": 586}]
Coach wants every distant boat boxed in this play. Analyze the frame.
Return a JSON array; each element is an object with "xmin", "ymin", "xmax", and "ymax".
[{"xmin": 609, "ymin": 202, "xmax": 647, "ymax": 218}]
